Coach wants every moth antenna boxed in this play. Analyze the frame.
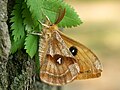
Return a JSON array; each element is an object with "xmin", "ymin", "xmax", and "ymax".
[
  {"xmin": 44, "ymin": 14, "xmax": 50, "ymax": 22},
  {"xmin": 41, "ymin": 9, "xmax": 51, "ymax": 25},
  {"xmin": 38, "ymin": 20, "xmax": 50, "ymax": 28},
  {"xmin": 54, "ymin": 8, "xmax": 66, "ymax": 24},
  {"xmin": 41, "ymin": 9, "xmax": 50, "ymax": 21}
]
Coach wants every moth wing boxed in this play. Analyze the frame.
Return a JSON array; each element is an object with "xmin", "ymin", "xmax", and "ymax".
[
  {"xmin": 57, "ymin": 30, "xmax": 102, "ymax": 79},
  {"xmin": 40, "ymin": 31, "xmax": 80, "ymax": 86}
]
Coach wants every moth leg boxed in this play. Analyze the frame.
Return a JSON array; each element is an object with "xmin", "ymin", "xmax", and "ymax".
[
  {"xmin": 31, "ymin": 32, "xmax": 45, "ymax": 39},
  {"xmin": 38, "ymin": 20, "xmax": 50, "ymax": 28},
  {"xmin": 31, "ymin": 32, "xmax": 42, "ymax": 36},
  {"xmin": 32, "ymin": 31, "xmax": 45, "ymax": 37}
]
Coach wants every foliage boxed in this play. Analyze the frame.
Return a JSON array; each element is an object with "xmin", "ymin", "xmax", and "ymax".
[{"xmin": 10, "ymin": 0, "xmax": 82, "ymax": 58}]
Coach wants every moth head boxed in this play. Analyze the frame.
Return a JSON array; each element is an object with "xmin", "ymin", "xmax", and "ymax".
[
  {"xmin": 42, "ymin": 8, "xmax": 66, "ymax": 31},
  {"xmin": 49, "ymin": 24, "xmax": 59, "ymax": 31}
]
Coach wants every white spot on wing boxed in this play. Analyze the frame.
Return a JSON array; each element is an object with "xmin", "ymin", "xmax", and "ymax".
[
  {"xmin": 94, "ymin": 60, "xmax": 103, "ymax": 70},
  {"xmin": 56, "ymin": 58, "xmax": 62, "ymax": 64},
  {"xmin": 72, "ymin": 49, "xmax": 75, "ymax": 53}
]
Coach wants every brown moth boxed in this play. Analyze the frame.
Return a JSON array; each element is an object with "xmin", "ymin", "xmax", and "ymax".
[{"xmin": 38, "ymin": 9, "xmax": 102, "ymax": 86}]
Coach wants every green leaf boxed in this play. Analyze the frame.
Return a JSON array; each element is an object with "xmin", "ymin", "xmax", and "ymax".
[
  {"xmin": 25, "ymin": 0, "xmax": 82, "ymax": 28},
  {"xmin": 42, "ymin": 0, "xmax": 82, "ymax": 27},
  {"xmin": 60, "ymin": 3, "xmax": 82, "ymax": 27},
  {"xmin": 10, "ymin": 0, "xmax": 82, "ymax": 58},
  {"xmin": 10, "ymin": 0, "xmax": 25, "ymax": 41},
  {"xmin": 25, "ymin": 0, "xmax": 43, "ymax": 21},
  {"xmin": 23, "ymin": 0, "xmax": 82, "ymax": 58},
  {"xmin": 22, "ymin": 2, "xmax": 34, "ymax": 32},
  {"xmin": 11, "ymin": 35, "xmax": 25, "ymax": 54},
  {"xmin": 23, "ymin": 0, "xmax": 43, "ymax": 58},
  {"xmin": 24, "ymin": 35, "xmax": 38, "ymax": 58}
]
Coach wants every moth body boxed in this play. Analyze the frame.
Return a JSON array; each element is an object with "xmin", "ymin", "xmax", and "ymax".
[{"xmin": 38, "ymin": 9, "xmax": 102, "ymax": 86}]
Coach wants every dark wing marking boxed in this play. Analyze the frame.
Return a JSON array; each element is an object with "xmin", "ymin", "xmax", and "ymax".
[
  {"xmin": 40, "ymin": 31, "xmax": 80, "ymax": 86},
  {"xmin": 57, "ymin": 30, "xmax": 102, "ymax": 79}
]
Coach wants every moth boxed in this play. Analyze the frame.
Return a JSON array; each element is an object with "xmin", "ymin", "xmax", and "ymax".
[{"xmin": 38, "ymin": 9, "xmax": 102, "ymax": 86}]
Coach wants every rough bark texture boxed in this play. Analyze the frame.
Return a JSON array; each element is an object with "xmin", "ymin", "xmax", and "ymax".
[
  {"xmin": 0, "ymin": 0, "xmax": 55, "ymax": 90},
  {"xmin": 7, "ymin": 51, "xmax": 52, "ymax": 90},
  {"xmin": 0, "ymin": 0, "xmax": 10, "ymax": 90}
]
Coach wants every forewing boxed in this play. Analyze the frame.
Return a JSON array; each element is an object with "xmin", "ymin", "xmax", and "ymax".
[
  {"xmin": 40, "ymin": 31, "xmax": 80, "ymax": 85},
  {"xmin": 57, "ymin": 30, "xmax": 102, "ymax": 79}
]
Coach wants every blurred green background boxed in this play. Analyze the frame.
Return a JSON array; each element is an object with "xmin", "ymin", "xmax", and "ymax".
[{"xmin": 57, "ymin": 0, "xmax": 120, "ymax": 90}]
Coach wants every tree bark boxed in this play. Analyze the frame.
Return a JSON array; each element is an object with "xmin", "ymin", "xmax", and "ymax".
[
  {"xmin": 0, "ymin": 0, "xmax": 10, "ymax": 90},
  {"xmin": 0, "ymin": 0, "xmax": 55, "ymax": 90}
]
